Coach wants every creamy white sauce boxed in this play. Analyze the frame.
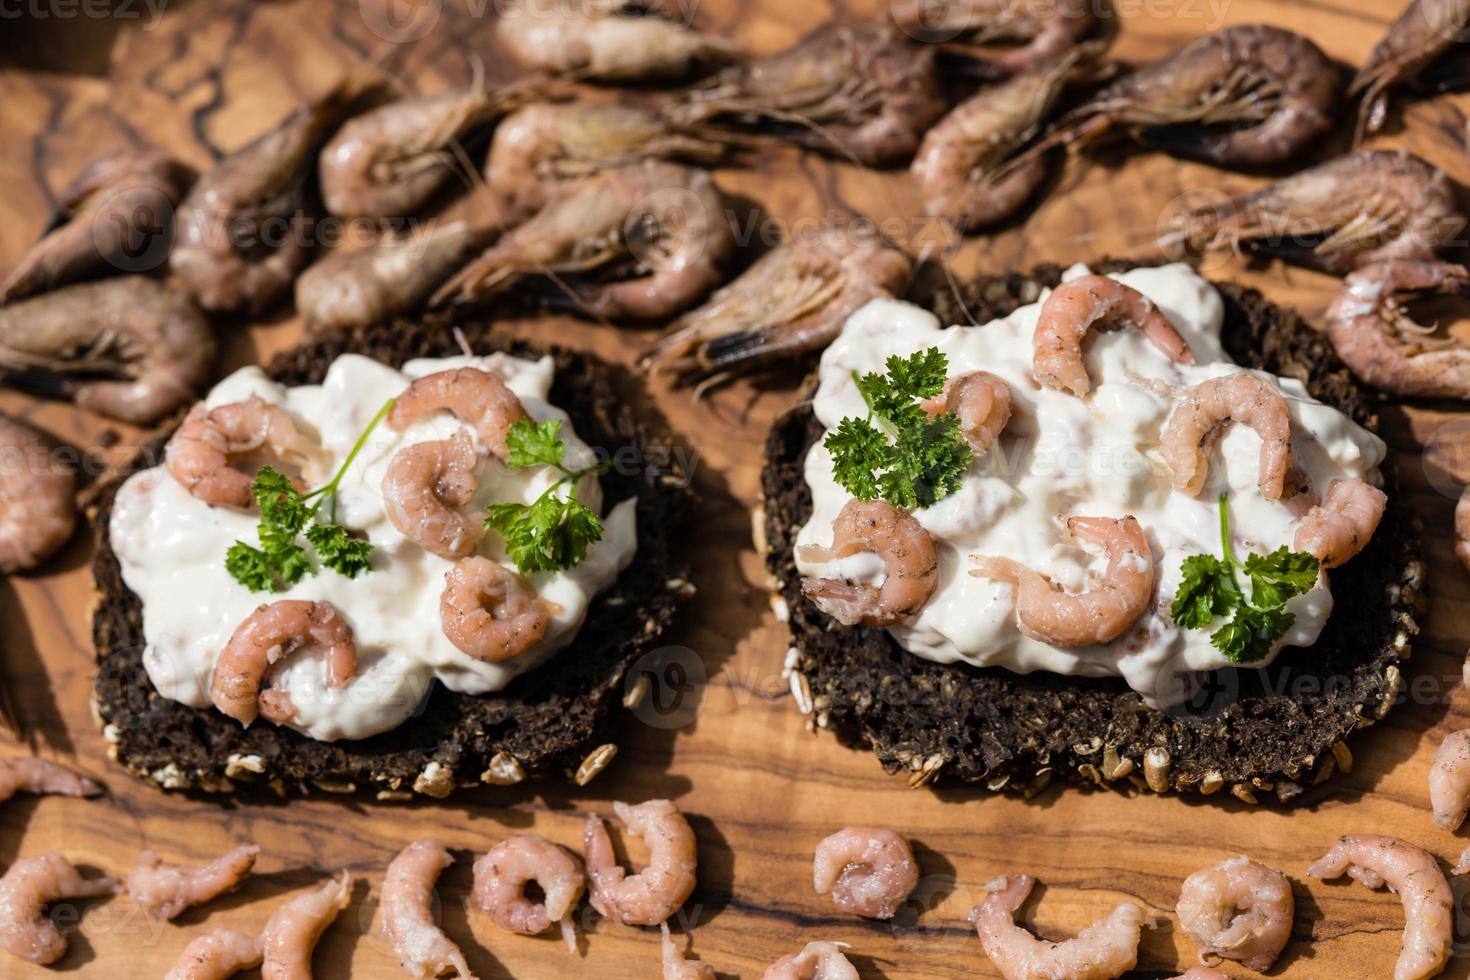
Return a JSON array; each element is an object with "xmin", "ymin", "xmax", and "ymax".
[
  {"xmin": 110, "ymin": 353, "xmax": 638, "ymax": 741},
  {"xmin": 794, "ymin": 264, "xmax": 1387, "ymax": 707}
]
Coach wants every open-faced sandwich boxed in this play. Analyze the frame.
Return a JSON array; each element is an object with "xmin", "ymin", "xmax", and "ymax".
[
  {"xmin": 91, "ymin": 317, "xmax": 693, "ymax": 797},
  {"xmin": 763, "ymin": 261, "xmax": 1424, "ymax": 802}
]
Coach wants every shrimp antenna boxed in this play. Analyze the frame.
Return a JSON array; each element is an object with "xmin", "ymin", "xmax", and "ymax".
[
  {"xmin": 935, "ymin": 256, "xmax": 981, "ymax": 328},
  {"xmin": 452, "ymin": 326, "xmax": 476, "ymax": 357},
  {"xmin": 536, "ymin": 266, "xmax": 619, "ymax": 330}
]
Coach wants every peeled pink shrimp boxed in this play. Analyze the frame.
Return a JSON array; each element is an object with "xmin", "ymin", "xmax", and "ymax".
[
  {"xmin": 472, "ymin": 834, "xmax": 584, "ymax": 952},
  {"xmin": 1176, "ymin": 856, "xmax": 1293, "ymax": 971},
  {"xmin": 1160, "ymin": 371, "xmax": 1292, "ymax": 502},
  {"xmin": 0, "ymin": 852, "xmax": 117, "ymax": 964},
  {"xmin": 1293, "ymin": 478, "xmax": 1386, "ymax": 568},
  {"xmin": 126, "ymin": 844, "xmax": 260, "ymax": 920},
  {"xmin": 971, "ymin": 516, "xmax": 1155, "ymax": 648},
  {"xmin": 1430, "ymin": 729, "xmax": 1470, "ymax": 831},
  {"xmin": 0, "ymin": 757, "xmax": 101, "ymax": 804},
  {"xmin": 165, "ymin": 396, "xmax": 317, "ymax": 510},
  {"xmin": 1170, "ymin": 970, "xmax": 1231, "ymax": 980},
  {"xmin": 440, "ymin": 556, "xmax": 552, "ymax": 662},
  {"xmin": 382, "ymin": 431, "xmax": 483, "ymax": 560},
  {"xmin": 661, "ymin": 922, "xmax": 716, "ymax": 980},
  {"xmin": 812, "ymin": 827, "xmax": 919, "ymax": 920},
  {"xmin": 381, "ymin": 838, "xmax": 475, "ymax": 980},
  {"xmin": 210, "ymin": 600, "xmax": 357, "ymax": 727},
  {"xmin": 799, "ymin": 499, "xmax": 939, "ymax": 628},
  {"xmin": 0, "ymin": 414, "xmax": 75, "ymax": 574},
  {"xmin": 164, "ymin": 929, "xmax": 263, "ymax": 980},
  {"xmin": 1307, "ymin": 835, "xmax": 1452, "ymax": 980},
  {"xmin": 971, "ymin": 874, "xmax": 1147, "ymax": 980},
  {"xmin": 762, "ymin": 941, "xmax": 859, "ymax": 980},
  {"xmin": 388, "ymin": 367, "xmax": 529, "ymax": 461},
  {"xmin": 584, "ymin": 799, "xmax": 698, "ymax": 926},
  {"xmin": 923, "ymin": 371, "xmax": 1013, "ymax": 453},
  {"xmin": 1032, "ymin": 275, "xmax": 1195, "ymax": 397},
  {"xmin": 260, "ymin": 872, "xmax": 352, "ymax": 980}
]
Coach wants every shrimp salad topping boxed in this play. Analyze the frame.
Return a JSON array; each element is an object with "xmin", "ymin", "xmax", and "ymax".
[
  {"xmin": 109, "ymin": 353, "xmax": 639, "ymax": 741},
  {"xmin": 794, "ymin": 264, "xmax": 1386, "ymax": 707}
]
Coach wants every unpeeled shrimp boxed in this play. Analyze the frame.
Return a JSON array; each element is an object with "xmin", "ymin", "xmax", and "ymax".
[
  {"xmin": 0, "ymin": 276, "xmax": 214, "ymax": 424},
  {"xmin": 0, "ymin": 853, "xmax": 117, "ymax": 964},
  {"xmin": 1325, "ymin": 259, "xmax": 1470, "ymax": 399},
  {"xmin": 440, "ymin": 557, "xmax": 552, "ymax": 662},
  {"xmin": 890, "ymin": 0, "xmax": 1096, "ymax": 75},
  {"xmin": 472, "ymin": 834, "xmax": 584, "ymax": 951},
  {"xmin": 382, "ymin": 432, "xmax": 484, "ymax": 559},
  {"xmin": 380, "ymin": 838, "xmax": 475, "ymax": 980},
  {"xmin": 1159, "ymin": 371, "xmax": 1292, "ymax": 501},
  {"xmin": 971, "ymin": 516, "xmax": 1155, "ymax": 648},
  {"xmin": 0, "ymin": 415, "xmax": 75, "ymax": 574},
  {"xmin": 799, "ymin": 498, "xmax": 939, "ymax": 628},
  {"xmin": 0, "ymin": 757, "xmax": 100, "ymax": 804},
  {"xmin": 164, "ymin": 929, "xmax": 263, "ymax": 980},
  {"xmin": 1308, "ymin": 835, "xmax": 1452, "ymax": 980},
  {"xmin": 661, "ymin": 922, "xmax": 716, "ymax": 980},
  {"xmin": 1430, "ymin": 729, "xmax": 1470, "ymax": 831},
  {"xmin": 1176, "ymin": 856, "xmax": 1293, "ymax": 971},
  {"xmin": 127, "ymin": 844, "xmax": 259, "ymax": 921},
  {"xmin": 971, "ymin": 874, "xmax": 1147, "ymax": 980},
  {"xmin": 1293, "ymin": 478, "xmax": 1386, "ymax": 568},
  {"xmin": 165, "ymin": 396, "xmax": 317, "ymax": 510},
  {"xmin": 1350, "ymin": 0, "xmax": 1470, "ymax": 143},
  {"xmin": 812, "ymin": 827, "xmax": 919, "ymax": 920},
  {"xmin": 1032, "ymin": 275, "xmax": 1194, "ymax": 397},
  {"xmin": 761, "ymin": 941, "xmax": 859, "ymax": 980},
  {"xmin": 585, "ymin": 799, "xmax": 698, "ymax": 927},
  {"xmin": 210, "ymin": 600, "xmax": 358, "ymax": 727},
  {"xmin": 388, "ymin": 367, "xmax": 529, "ymax": 460},
  {"xmin": 924, "ymin": 371, "xmax": 1013, "ymax": 453},
  {"xmin": 260, "ymin": 872, "xmax": 352, "ymax": 980}
]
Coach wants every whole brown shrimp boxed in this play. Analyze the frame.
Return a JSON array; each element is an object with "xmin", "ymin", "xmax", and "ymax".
[
  {"xmin": 380, "ymin": 839, "xmax": 475, "ymax": 980},
  {"xmin": 662, "ymin": 922, "xmax": 716, "ymax": 980},
  {"xmin": 762, "ymin": 942, "xmax": 859, "ymax": 980},
  {"xmin": 1176, "ymin": 856, "xmax": 1293, "ymax": 972},
  {"xmin": 0, "ymin": 757, "xmax": 100, "ymax": 805},
  {"xmin": 0, "ymin": 853, "xmax": 117, "ymax": 964},
  {"xmin": 172, "ymin": 80, "xmax": 369, "ymax": 315},
  {"xmin": 486, "ymin": 102, "xmax": 733, "ymax": 220},
  {"xmin": 0, "ymin": 276, "xmax": 214, "ymax": 424},
  {"xmin": 382, "ymin": 432, "xmax": 484, "ymax": 560},
  {"xmin": 1324, "ymin": 259, "xmax": 1470, "ymax": 399},
  {"xmin": 799, "ymin": 498, "xmax": 939, "ymax": 628},
  {"xmin": 1161, "ymin": 150, "xmax": 1466, "ymax": 274},
  {"xmin": 1293, "ymin": 478, "xmax": 1386, "ymax": 568},
  {"xmin": 497, "ymin": 0, "xmax": 744, "ymax": 83},
  {"xmin": 210, "ymin": 600, "xmax": 358, "ymax": 727},
  {"xmin": 472, "ymin": 834, "xmax": 585, "ymax": 951},
  {"xmin": 972, "ymin": 516, "xmax": 1155, "ymax": 648},
  {"xmin": 440, "ymin": 556, "xmax": 553, "ymax": 662},
  {"xmin": 0, "ymin": 415, "xmax": 75, "ymax": 574},
  {"xmin": 1, "ymin": 150, "xmax": 189, "ymax": 303},
  {"xmin": 435, "ymin": 161, "xmax": 734, "ymax": 320},
  {"xmin": 971, "ymin": 874, "xmax": 1147, "ymax": 980},
  {"xmin": 260, "ymin": 872, "xmax": 352, "ymax": 980},
  {"xmin": 641, "ymin": 231, "xmax": 913, "ymax": 384},
  {"xmin": 165, "ymin": 396, "xmax": 317, "ymax": 510},
  {"xmin": 584, "ymin": 799, "xmax": 698, "ymax": 927},
  {"xmin": 1351, "ymin": 0, "xmax": 1470, "ymax": 143},
  {"xmin": 126, "ymin": 844, "xmax": 260, "ymax": 921},
  {"xmin": 924, "ymin": 371, "xmax": 1013, "ymax": 453},
  {"xmin": 1159, "ymin": 371, "xmax": 1292, "ymax": 501},
  {"xmin": 812, "ymin": 827, "xmax": 920, "ymax": 920},
  {"xmin": 164, "ymin": 929, "xmax": 263, "ymax": 980},
  {"xmin": 388, "ymin": 366, "xmax": 530, "ymax": 460},
  {"xmin": 671, "ymin": 22, "xmax": 947, "ymax": 166},
  {"xmin": 1032, "ymin": 275, "xmax": 1195, "ymax": 397},
  {"xmin": 890, "ymin": 0, "xmax": 1097, "ymax": 75}
]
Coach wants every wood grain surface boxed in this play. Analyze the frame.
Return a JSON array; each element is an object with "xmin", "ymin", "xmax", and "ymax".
[{"xmin": 1, "ymin": 0, "xmax": 1469, "ymax": 977}]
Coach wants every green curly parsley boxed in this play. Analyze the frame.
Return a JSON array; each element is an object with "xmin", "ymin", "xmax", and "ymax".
[{"xmin": 484, "ymin": 418, "xmax": 610, "ymax": 574}]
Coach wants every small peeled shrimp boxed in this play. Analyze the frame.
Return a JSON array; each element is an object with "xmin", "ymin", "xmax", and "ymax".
[
  {"xmin": 1032, "ymin": 275, "xmax": 1194, "ymax": 397},
  {"xmin": 472, "ymin": 834, "xmax": 585, "ymax": 952},
  {"xmin": 1350, "ymin": 0, "xmax": 1470, "ymax": 142},
  {"xmin": 387, "ymin": 367, "xmax": 529, "ymax": 460},
  {"xmin": 890, "ymin": 0, "xmax": 1096, "ymax": 75},
  {"xmin": 164, "ymin": 929, "xmax": 263, "ymax": 980},
  {"xmin": 1430, "ymin": 729, "xmax": 1470, "ymax": 831},
  {"xmin": 165, "ymin": 396, "xmax": 316, "ymax": 510},
  {"xmin": 1325, "ymin": 259, "xmax": 1470, "ymax": 399},
  {"xmin": 661, "ymin": 922, "xmax": 716, "ymax": 980},
  {"xmin": 1293, "ymin": 478, "xmax": 1386, "ymax": 568},
  {"xmin": 210, "ymin": 600, "xmax": 357, "ymax": 727},
  {"xmin": 1159, "ymin": 372, "xmax": 1292, "ymax": 501},
  {"xmin": 0, "ymin": 276, "xmax": 214, "ymax": 424},
  {"xmin": 126, "ymin": 844, "xmax": 259, "ymax": 921},
  {"xmin": 0, "ymin": 853, "xmax": 117, "ymax": 964},
  {"xmin": 0, "ymin": 415, "xmax": 75, "ymax": 574},
  {"xmin": 1308, "ymin": 835, "xmax": 1452, "ymax": 980},
  {"xmin": 641, "ymin": 231, "xmax": 913, "ymax": 384},
  {"xmin": 585, "ymin": 799, "xmax": 698, "ymax": 927},
  {"xmin": 812, "ymin": 827, "xmax": 919, "ymax": 920},
  {"xmin": 382, "ymin": 432, "xmax": 484, "ymax": 560},
  {"xmin": 972, "ymin": 874, "xmax": 1147, "ymax": 980},
  {"xmin": 497, "ymin": 0, "xmax": 743, "ymax": 82},
  {"xmin": 1171, "ymin": 970, "xmax": 1231, "ymax": 980},
  {"xmin": 1176, "ymin": 856, "xmax": 1293, "ymax": 971},
  {"xmin": 0, "ymin": 757, "xmax": 100, "ymax": 804},
  {"xmin": 971, "ymin": 516, "xmax": 1155, "ymax": 648},
  {"xmin": 381, "ymin": 839, "xmax": 474, "ymax": 980},
  {"xmin": 260, "ymin": 872, "xmax": 352, "ymax": 980},
  {"xmin": 2, "ymin": 149, "xmax": 188, "ymax": 303},
  {"xmin": 925, "ymin": 371, "xmax": 1013, "ymax": 453},
  {"xmin": 799, "ymin": 498, "xmax": 939, "ymax": 628},
  {"xmin": 435, "ymin": 161, "xmax": 734, "ymax": 321},
  {"xmin": 440, "ymin": 556, "xmax": 552, "ymax": 662},
  {"xmin": 762, "ymin": 942, "xmax": 859, "ymax": 980}
]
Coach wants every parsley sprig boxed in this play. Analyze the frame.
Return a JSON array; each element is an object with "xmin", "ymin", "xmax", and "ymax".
[
  {"xmin": 484, "ymin": 418, "xmax": 610, "ymax": 574},
  {"xmin": 1169, "ymin": 493, "xmax": 1321, "ymax": 664},
  {"xmin": 224, "ymin": 398, "xmax": 394, "ymax": 593},
  {"xmin": 824, "ymin": 348, "xmax": 973, "ymax": 510}
]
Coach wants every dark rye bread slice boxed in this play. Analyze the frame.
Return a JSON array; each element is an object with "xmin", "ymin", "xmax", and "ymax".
[
  {"xmin": 91, "ymin": 317, "xmax": 694, "ymax": 798},
  {"xmin": 763, "ymin": 262, "xmax": 1426, "ymax": 804}
]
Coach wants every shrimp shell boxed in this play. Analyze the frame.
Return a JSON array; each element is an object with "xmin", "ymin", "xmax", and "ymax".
[
  {"xmin": 1350, "ymin": 0, "xmax": 1470, "ymax": 142},
  {"xmin": 1430, "ymin": 729, "xmax": 1470, "ymax": 831},
  {"xmin": 0, "ymin": 853, "xmax": 117, "ymax": 964},
  {"xmin": 971, "ymin": 874, "xmax": 1147, "ymax": 980},
  {"xmin": 799, "ymin": 498, "xmax": 939, "ymax": 628},
  {"xmin": 1159, "ymin": 371, "xmax": 1291, "ymax": 501},
  {"xmin": 380, "ymin": 838, "xmax": 475, "ymax": 980},
  {"xmin": 260, "ymin": 872, "xmax": 353, "ymax": 980},
  {"xmin": 1293, "ymin": 478, "xmax": 1386, "ymax": 569},
  {"xmin": 0, "ymin": 757, "xmax": 101, "ymax": 804},
  {"xmin": 812, "ymin": 826, "xmax": 919, "ymax": 920},
  {"xmin": 164, "ymin": 929, "xmax": 263, "ymax": 980},
  {"xmin": 0, "ymin": 414, "xmax": 75, "ymax": 574},
  {"xmin": 126, "ymin": 844, "xmax": 260, "ymax": 921},
  {"xmin": 210, "ymin": 600, "xmax": 358, "ymax": 727},
  {"xmin": 1175, "ymin": 855, "xmax": 1293, "ymax": 971},
  {"xmin": 584, "ymin": 799, "xmax": 698, "ymax": 927},
  {"xmin": 761, "ymin": 941, "xmax": 860, "ymax": 980},
  {"xmin": 661, "ymin": 922, "xmax": 716, "ymax": 980}
]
